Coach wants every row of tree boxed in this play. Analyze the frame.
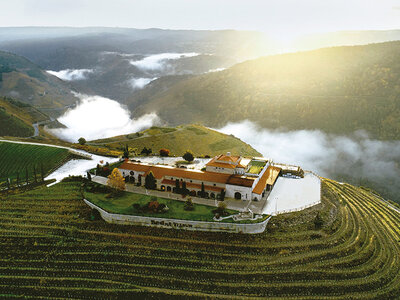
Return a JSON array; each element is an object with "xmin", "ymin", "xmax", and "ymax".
[
  {"xmin": 124, "ymin": 146, "xmax": 195, "ymax": 162},
  {"xmin": 3, "ymin": 164, "xmax": 46, "ymax": 190}
]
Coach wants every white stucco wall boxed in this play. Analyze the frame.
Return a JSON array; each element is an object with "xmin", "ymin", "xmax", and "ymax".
[
  {"xmin": 85, "ymin": 199, "xmax": 271, "ymax": 234},
  {"xmin": 225, "ymin": 184, "xmax": 252, "ymax": 200}
]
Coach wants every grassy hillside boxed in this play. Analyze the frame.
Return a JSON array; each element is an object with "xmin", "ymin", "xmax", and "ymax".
[
  {"xmin": 0, "ymin": 50, "xmax": 77, "ymax": 116},
  {"xmin": 130, "ymin": 41, "xmax": 400, "ymax": 140},
  {"xmin": 0, "ymin": 177, "xmax": 399, "ymax": 298},
  {"xmin": 0, "ymin": 108, "xmax": 33, "ymax": 137},
  {"xmin": 0, "ymin": 142, "xmax": 72, "ymax": 185},
  {"xmin": 90, "ymin": 124, "xmax": 261, "ymax": 157},
  {"xmin": 0, "ymin": 97, "xmax": 50, "ymax": 137}
]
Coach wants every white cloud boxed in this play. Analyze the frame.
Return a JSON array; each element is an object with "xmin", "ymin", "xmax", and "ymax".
[
  {"xmin": 207, "ymin": 67, "xmax": 226, "ymax": 73},
  {"xmin": 48, "ymin": 93, "xmax": 159, "ymax": 142},
  {"xmin": 217, "ymin": 120, "xmax": 400, "ymax": 199},
  {"xmin": 128, "ymin": 77, "xmax": 157, "ymax": 90},
  {"xmin": 130, "ymin": 52, "xmax": 199, "ymax": 71},
  {"xmin": 47, "ymin": 69, "xmax": 94, "ymax": 81}
]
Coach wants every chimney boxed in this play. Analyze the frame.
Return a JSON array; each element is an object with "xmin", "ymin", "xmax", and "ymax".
[{"xmin": 226, "ymin": 152, "xmax": 231, "ymax": 156}]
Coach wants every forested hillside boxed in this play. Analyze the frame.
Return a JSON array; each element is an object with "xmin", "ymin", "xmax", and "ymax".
[
  {"xmin": 130, "ymin": 41, "xmax": 400, "ymax": 140},
  {"xmin": 0, "ymin": 51, "xmax": 77, "ymax": 115}
]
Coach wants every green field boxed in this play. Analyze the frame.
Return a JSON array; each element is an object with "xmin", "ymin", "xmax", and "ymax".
[
  {"xmin": 0, "ymin": 142, "xmax": 72, "ymax": 184},
  {"xmin": 85, "ymin": 187, "xmax": 237, "ymax": 222},
  {"xmin": 0, "ymin": 178, "xmax": 399, "ymax": 298}
]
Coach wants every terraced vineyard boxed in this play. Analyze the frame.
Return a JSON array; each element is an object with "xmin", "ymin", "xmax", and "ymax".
[
  {"xmin": 0, "ymin": 142, "xmax": 72, "ymax": 184},
  {"xmin": 0, "ymin": 178, "xmax": 399, "ymax": 299}
]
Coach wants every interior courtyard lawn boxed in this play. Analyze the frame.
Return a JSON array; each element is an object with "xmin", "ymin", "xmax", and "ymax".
[
  {"xmin": 85, "ymin": 189, "xmax": 238, "ymax": 222},
  {"xmin": 247, "ymin": 160, "xmax": 266, "ymax": 174}
]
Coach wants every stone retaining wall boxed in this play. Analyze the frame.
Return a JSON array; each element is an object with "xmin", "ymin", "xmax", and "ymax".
[{"xmin": 84, "ymin": 199, "xmax": 271, "ymax": 234}]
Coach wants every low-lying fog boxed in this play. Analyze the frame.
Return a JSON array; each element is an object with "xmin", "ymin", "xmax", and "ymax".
[
  {"xmin": 47, "ymin": 69, "xmax": 94, "ymax": 81},
  {"xmin": 129, "ymin": 52, "xmax": 199, "ymax": 71},
  {"xmin": 218, "ymin": 120, "xmax": 400, "ymax": 202},
  {"xmin": 48, "ymin": 93, "xmax": 159, "ymax": 142}
]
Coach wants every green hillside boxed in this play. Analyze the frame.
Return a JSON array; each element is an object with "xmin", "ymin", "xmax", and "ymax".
[
  {"xmin": 90, "ymin": 124, "xmax": 261, "ymax": 157},
  {"xmin": 0, "ymin": 177, "xmax": 399, "ymax": 298},
  {"xmin": 0, "ymin": 108, "xmax": 33, "ymax": 137},
  {"xmin": 0, "ymin": 142, "xmax": 72, "ymax": 185},
  {"xmin": 0, "ymin": 50, "xmax": 77, "ymax": 116},
  {"xmin": 130, "ymin": 41, "xmax": 400, "ymax": 140},
  {"xmin": 0, "ymin": 97, "xmax": 50, "ymax": 137}
]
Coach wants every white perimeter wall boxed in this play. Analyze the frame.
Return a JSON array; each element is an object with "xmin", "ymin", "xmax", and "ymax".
[
  {"xmin": 85, "ymin": 199, "xmax": 271, "ymax": 234},
  {"xmin": 263, "ymin": 172, "xmax": 321, "ymax": 215}
]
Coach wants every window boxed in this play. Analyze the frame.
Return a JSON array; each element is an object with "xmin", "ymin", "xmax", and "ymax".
[
  {"xmin": 190, "ymin": 180, "xmax": 192, "ymax": 182},
  {"xmin": 213, "ymin": 184, "xmax": 216, "ymax": 186}
]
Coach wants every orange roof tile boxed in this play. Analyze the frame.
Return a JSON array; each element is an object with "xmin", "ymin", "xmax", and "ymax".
[
  {"xmin": 120, "ymin": 161, "xmax": 231, "ymax": 184},
  {"xmin": 161, "ymin": 179, "xmax": 223, "ymax": 192},
  {"xmin": 206, "ymin": 161, "xmax": 237, "ymax": 169},
  {"xmin": 226, "ymin": 176, "xmax": 255, "ymax": 187},
  {"xmin": 252, "ymin": 166, "xmax": 281, "ymax": 195},
  {"xmin": 216, "ymin": 154, "xmax": 241, "ymax": 163}
]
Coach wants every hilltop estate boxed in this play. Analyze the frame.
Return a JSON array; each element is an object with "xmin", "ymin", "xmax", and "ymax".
[{"xmin": 118, "ymin": 152, "xmax": 283, "ymax": 202}]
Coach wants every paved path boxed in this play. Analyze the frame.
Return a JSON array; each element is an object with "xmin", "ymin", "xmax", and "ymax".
[
  {"xmin": 30, "ymin": 117, "xmax": 55, "ymax": 138},
  {"xmin": 0, "ymin": 139, "xmax": 91, "ymax": 159}
]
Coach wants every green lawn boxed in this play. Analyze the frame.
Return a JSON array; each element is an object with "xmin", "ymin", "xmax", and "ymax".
[
  {"xmin": 247, "ymin": 160, "xmax": 266, "ymax": 174},
  {"xmin": 85, "ymin": 188, "xmax": 238, "ymax": 222}
]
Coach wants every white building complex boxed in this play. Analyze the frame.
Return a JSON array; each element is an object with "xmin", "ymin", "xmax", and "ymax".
[{"xmin": 118, "ymin": 152, "xmax": 282, "ymax": 202}]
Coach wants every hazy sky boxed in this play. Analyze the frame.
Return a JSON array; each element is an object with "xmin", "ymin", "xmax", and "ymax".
[{"xmin": 0, "ymin": 0, "xmax": 399, "ymax": 38}]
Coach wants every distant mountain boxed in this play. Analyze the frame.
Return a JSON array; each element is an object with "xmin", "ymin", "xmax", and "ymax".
[
  {"xmin": 90, "ymin": 124, "xmax": 261, "ymax": 157},
  {"xmin": 130, "ymin": 41, "xmax": 400, "ymax": 140},
  {"xmin": 0, "ymin": 50, "xmax": 78, "ymax": 116},
  {"xmin": 0, "ymin": 28, "xmax": 272, "ymax": 101}
]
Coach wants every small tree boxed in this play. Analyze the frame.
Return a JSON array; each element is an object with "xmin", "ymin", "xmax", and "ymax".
[
  {"xmin": 175, "ymin": 179, "xmax": 180, "ymax": 193},
  {"xmin": 220, "ymin": 189, "xmax": 226, "ymax": 201},
  {"xmin": 107, "ymin": 168, "xmax": 125, "ymax": 192},
  {"xmin": 200, "ymin": 182, "xmax": 206, "ymax": 198},
  {"xmin": 140, "ymin": 147, "xmax": 152, "ymax": 156},
  {"xmin": 182, "ymin": 150, "xmax": 194, "ymax": 162},
  {"xmin": 218, "ymin": 201, "xmax": 227, "ymax": 212},
  {"xmin": 25, "ymin": 167, "xmax": 29, "ymax": 185},
  {"xmin": 78, "ymin": 137, "xmax": 86, "ymax": 145},
  {"xmin": 181, "ymin": 181, "xmax": 189, "ymax": 195},
  {"xmin": 184, "ymin": 197, "xmax": 194, "ymax": 211},
  {"xmin": 144, "ymin": 171, "xmax": 157, "ymax": 190},
  {"xmin": 159, "ymin": 148, "xmax": 170, "ymax": 157},
  {"xmin": 314, "ymin": 213, "xmax": 324, "ymax": 229},
  {"xmin": 40, "ymin": 163, "xmax": 44, "ymax": 182},
  {"xmin": 16, "ymin": 171, "xmax": 20, "ymax": 187},
  {"xmin": 123, "ymin": 144, "xmax": 129, "ymax": 159},
  {"xmin": 33, "ymin": 165, "xmax": 37, "ymax": 183}
]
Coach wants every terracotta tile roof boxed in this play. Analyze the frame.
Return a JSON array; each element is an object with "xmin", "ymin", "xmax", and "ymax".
[
  {"xmin": 226, "ymin": 176, "xmax": 255, "ymax": 187},
  {"xmin": 252, "ymin": 166, "xmax": 281, "ymax": 195},
  {"xmin": 119, "ymin": 160, "xmax": 231, "ymax": 184},
  {"xmin": 161, "ymin": 179, "xmax": 223, "ymax": 192},
  {"xmin": 119, "ymin": 161, "xmax": 150, "ymax": 172},
  {"xmin": 206, "ymin": 154, "xmax": 245, "ymax": 169},
  {"xmin": 206, "ymin": 160, "xmax": 237, "ymax": 169},
  {"xmin": 216, "ymin": 154, "xmax": 241, "ymax": 163}
]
